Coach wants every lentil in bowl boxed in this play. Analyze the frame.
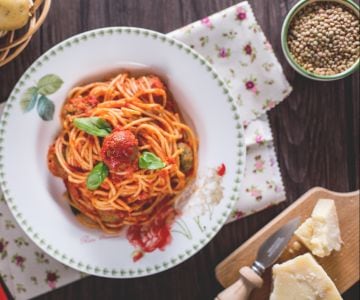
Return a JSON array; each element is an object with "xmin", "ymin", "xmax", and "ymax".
[{"xmin": 281, "ymin": 0, "xmax": 359, "ymax": 81}]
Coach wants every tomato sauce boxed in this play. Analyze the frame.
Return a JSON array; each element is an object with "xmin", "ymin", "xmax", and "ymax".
[{"xmin": 127, "ymin": 206, "xmax": 175, "ymax": 261}]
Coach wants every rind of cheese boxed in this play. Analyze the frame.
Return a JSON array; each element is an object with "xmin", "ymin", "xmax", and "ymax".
[
  {"xmin": 0, "ymin": 0, "xmax": 32, "ymax": 31},
  {"xmin": 270, "ymin": 253, "xmax": 343, "ymax": 300},
  {"xmin": 295, "ymin": 199, "xmax": 342, "ymax": 257}
]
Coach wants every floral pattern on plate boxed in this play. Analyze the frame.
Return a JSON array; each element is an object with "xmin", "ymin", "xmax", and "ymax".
[{"xmin": 20, "ymin": 74, "xmax": 63, "ymax": 121}]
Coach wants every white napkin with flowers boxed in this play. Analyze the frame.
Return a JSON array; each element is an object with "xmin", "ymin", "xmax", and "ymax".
[
  {"xmin": 169, "ymin": 3, "xmax": 292, "ymax": 220},
  {"xmin": 0, "ymin": 1, "xmax": 291, "ymax": 299}
]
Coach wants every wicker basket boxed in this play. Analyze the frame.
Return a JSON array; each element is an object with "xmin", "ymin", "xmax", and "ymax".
[{"xmin": 0, "ymin": 0, "xmax": 51, "ymax": 67}]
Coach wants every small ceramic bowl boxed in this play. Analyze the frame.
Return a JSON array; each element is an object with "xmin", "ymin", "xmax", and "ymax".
[{"xmin": 281, "ymin": 0, "xmax": 359, "ymax": 81}]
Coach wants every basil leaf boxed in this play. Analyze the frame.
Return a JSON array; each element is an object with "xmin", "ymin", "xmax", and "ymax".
[
  {"xmin": 86, "ymin": 162, "xmax": 109, "ymax": 190},
  {"xmin": 73, "ymin": 117, "xmax": 112, "ymax": 137},
  {"xmin": 37, "ymin": 95, "xmax": 55, "ymax": 121},
  {"xmin": 37, "ymin": 74, "xmax": 64, "ymax": 95},
  {"xmin": 139, "ymin": 151, "xmax": 166, "ymax": 170},
  {"xmin": 20, "ymin": 87, "xmax": 38, "ymax": 112}
]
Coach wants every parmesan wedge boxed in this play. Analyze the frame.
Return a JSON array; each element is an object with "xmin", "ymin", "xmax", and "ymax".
[
  {"xmin": 270, "ymin": 253, "xmax": 342, "ymax": 300},
  {"xmin": 295, "ymin": 199, "xmax": 342, "ymax": 257}
]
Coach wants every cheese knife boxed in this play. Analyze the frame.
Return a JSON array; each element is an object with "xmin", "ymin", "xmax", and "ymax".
[{"xmin": 216, "ymin": 217, "xmax": 300, "ymax": 300}]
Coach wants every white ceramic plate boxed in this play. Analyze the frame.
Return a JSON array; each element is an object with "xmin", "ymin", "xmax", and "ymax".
[{"xmin": 0, "ymin": 27, "xmax": 245, "ymax": 278}]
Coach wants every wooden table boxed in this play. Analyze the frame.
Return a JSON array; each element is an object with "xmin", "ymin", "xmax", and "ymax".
[{"xmin": 0, "ymin": 0, "xmax": 358, "ymax": 299}]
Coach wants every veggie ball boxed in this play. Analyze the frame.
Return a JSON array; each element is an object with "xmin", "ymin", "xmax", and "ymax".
[{"xmin": 101, "ymin": 129, "xmax": 139, "ymax": 172}]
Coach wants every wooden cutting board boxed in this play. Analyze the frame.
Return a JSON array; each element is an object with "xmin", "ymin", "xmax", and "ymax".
[{"xmin": 215, "ymin": 187, "xmax": 360, "ymax": 299}]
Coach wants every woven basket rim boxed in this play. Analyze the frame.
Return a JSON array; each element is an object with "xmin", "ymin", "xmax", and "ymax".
[{"xmin": 0, "ymin": 0, "xmax": 52, "ymax": 67}]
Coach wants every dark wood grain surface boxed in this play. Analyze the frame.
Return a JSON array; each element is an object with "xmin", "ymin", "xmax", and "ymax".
[{"xmin": 0, "ymin": 0, "xmax": 358, "ymax": 299}]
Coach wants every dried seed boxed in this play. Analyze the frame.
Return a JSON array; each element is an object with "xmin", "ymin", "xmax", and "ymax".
[{"xmin": 287, "ymin": 1, "xmax": 359, "ymax": 75}]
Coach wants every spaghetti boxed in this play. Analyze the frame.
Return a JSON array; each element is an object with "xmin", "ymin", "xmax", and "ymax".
[{"xmin": 48, "ymin": 73, "xmax": 198, "ymax": 239}]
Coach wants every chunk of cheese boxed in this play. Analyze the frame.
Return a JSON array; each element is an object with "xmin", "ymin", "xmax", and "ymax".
[
  {"xmin": 295, "ymin": 199, "xmax": 342, "ymax": 257},
  {"xmin": 270, "ymin": 253, "xmax": 342, "ymax": 300},
  {"xmin": 0, "ymin": 0, "xmax": 32, "ymax": 31}
]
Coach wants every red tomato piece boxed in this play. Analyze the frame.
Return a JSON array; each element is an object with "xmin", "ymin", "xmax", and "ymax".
[
  {"xmin": 132, "ymin": 250, "xmax": 144, "ymax": 262},
  {"xmin": 217, "ymin": 163, "xmax": 226, "ymax": 176}
]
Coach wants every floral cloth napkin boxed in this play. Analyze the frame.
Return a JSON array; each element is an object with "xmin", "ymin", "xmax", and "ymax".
[
  {"xmin": 0, "ymin": 194, "xmax": 85, "ymax": 299},
  {"xmin": 0, "ymin": 1, "xmax": 291, "ymax": 299},
  {"xmin": 169, "ymin": 2, "xmax": 292, "ymax": 221}
]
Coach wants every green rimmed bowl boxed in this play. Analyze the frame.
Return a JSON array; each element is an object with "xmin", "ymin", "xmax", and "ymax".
[
  {"xmin": 0, "ymin": 27, "xmax": 246, "ymax": 278},
  {"xmin": 281, "ymin": 0, "xmax": 359, "ymax": 81}
]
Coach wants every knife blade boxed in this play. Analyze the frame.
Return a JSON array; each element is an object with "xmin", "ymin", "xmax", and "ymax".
[
  {"xmin": 216, "ymin": 217, "xmax": 300, "ymax": 300},
  {"xmin": 251, "ymin": 217, "xmax": 300, "ymax": 276}
]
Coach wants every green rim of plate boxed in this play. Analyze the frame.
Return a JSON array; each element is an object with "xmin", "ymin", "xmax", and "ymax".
[
  {"xmin": 281, "ymin": 0, "xmax": 360, "ymax": 81},
  {"xmin": 0, "ymin": 27, "xmax": 246, "ymax": 278}
]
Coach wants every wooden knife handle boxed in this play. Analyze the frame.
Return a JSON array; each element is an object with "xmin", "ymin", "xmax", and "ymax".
[{"xmin": 215, "ymin": 267, "xmax": 263, "ymax": 300}]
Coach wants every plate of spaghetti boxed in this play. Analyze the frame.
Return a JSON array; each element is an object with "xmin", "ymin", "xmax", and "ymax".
[{"xmin": 0, "ymin": 27, "xmax": 246, "ymax": 277}]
